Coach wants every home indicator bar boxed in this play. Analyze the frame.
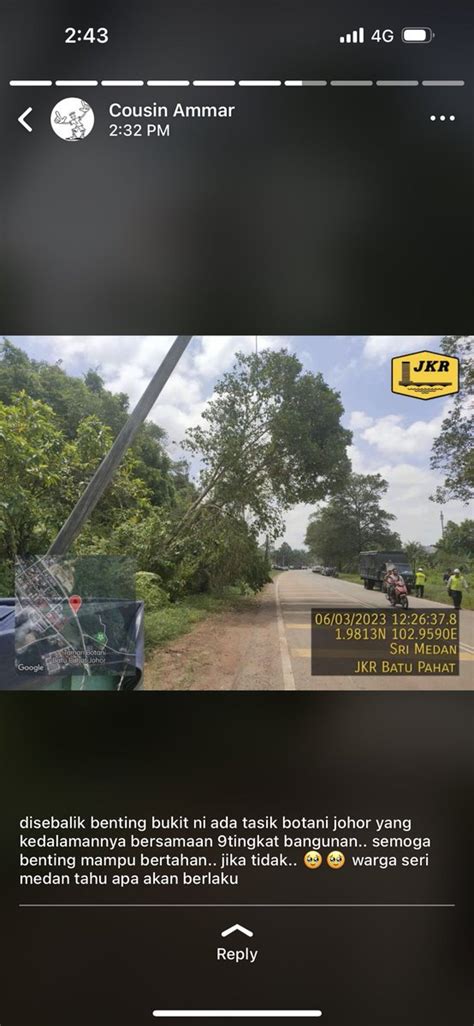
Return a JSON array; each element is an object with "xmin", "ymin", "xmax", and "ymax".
[{"xmin": 152, "ymin": 1013, "xmax": 323, "ymax": 1019}]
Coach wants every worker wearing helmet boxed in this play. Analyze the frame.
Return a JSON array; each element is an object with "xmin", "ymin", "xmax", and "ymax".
[
  {"xmin": 415, "ymin": 567, "xmax": 427, "ymax": 598},
  {"xmin": 447, "ymin": 569, "xmax": 469, "ymax": 609}
]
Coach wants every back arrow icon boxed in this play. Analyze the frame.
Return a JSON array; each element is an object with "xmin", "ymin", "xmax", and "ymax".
[{"xmin": 18, "ymin": 107, "xmax": 33, "ymax": 132}]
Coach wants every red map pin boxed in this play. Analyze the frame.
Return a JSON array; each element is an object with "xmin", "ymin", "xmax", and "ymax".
[{"xmin": 68, "ymin": 594, "xmax": 82, "ymax": 615}]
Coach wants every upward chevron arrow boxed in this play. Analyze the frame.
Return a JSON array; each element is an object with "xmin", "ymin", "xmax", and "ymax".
[{"xmin": 221, "ymin": 924, "xmax": 254, "ymax": 938}]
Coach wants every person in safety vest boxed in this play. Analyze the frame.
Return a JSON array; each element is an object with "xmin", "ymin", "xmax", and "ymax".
[
  {"xmin": 447, "ymin": 569, "xmax": 469, "ymax": 610},
  {"xmin": 415, "ymin": 568, "xmax": 427, "ymax": 598}
]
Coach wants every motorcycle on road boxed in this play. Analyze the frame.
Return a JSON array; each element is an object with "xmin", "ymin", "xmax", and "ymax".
[{"xmin": 387, "ymin": 579, "xmax": 409, "ymax": 609}]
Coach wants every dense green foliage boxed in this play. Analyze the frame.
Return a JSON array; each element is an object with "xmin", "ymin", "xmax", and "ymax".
[
  {"xmin": 271, "ymin": 542, "xmax": 310, "ymax": 567},
  {"xmin": 181, "ymin": 349, "xmax": 352, "ymax": 541},
  {"xmin": 305, "ymin": 473, "xmax": 402, "ymax": 570},
  {"xmin": 1, "ymin": 343, "xmax": 350, "ymax": 611},
  {"xmin": 431, "ymin": 519, "xmax": 473, "ymax": 578},
  {"xmin": 0, "ymin": 340, "xmax": 189, "ymax": 594},
  {"xmin": 438, "ymin": 518, "xmax": 474, "ymax": 558},
  {"xmin": 372, "ymin": 521, "xmax": 473, "ymax": 577}
]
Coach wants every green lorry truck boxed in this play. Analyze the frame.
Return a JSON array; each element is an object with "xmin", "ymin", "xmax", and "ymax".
[{"xmin": 359, "ymin": 551, "xmax": 414, "ymax": 594}]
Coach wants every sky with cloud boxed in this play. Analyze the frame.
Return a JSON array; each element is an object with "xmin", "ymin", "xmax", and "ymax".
[{"xmin": 9, "ymin": 335, "xmax": 468, "ymax": 547}]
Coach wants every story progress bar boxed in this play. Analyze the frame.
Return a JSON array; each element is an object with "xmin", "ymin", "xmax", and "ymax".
[{"xmin": 9, "ymin": 79, "xmax": 466, "ymax": 88}]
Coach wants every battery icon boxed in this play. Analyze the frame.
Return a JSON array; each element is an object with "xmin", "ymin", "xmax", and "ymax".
[{"xmin": 402, "ymin": 27, "xmax": 434, "ymax": 43}]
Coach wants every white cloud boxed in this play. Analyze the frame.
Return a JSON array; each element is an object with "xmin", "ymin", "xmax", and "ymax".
[
  {"xmin": 362, "ymin": 336, "xmax": 441, "ymax": 365},
  {"xmin": 193, "ymin": 336, "xmax": 247, "ymax": 376},
  {"xmin": 347, "ymin": 445, "xmax": 367, "ymax": 473},
  {"xmin": 280, "ymin": 503, "xmax": 315, "ymax": 549},
  {"xmin": 25, "ymin": 335, "xmax": 285, "ymax": 452},
  {"xmin": 360, "ymin": 406, "xmax": 449, "ymax": 456},
  {"xmin": 277, "ymin": 470, "xmax": 468, "ymax": 549},
  {"xmin": 344, "ymin": 448, "xmax": 468, "ymax": 546},
  {"xmin": 376, "ymin": 462, "xmax": 467, "ymax": 544},
  {"xmin": 349, "ymin": 410, "xmax": 373, "ymax": 430}
]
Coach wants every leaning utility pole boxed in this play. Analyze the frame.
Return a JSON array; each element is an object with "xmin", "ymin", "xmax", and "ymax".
[{"xmin": 48, "ymin": 335, "xmax": 193, "ymax": 556}]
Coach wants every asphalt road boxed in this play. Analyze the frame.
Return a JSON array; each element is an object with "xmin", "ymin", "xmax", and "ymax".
[{"xmin": 273, "ymin": 570, "xmax": 474, "ymax": 691}]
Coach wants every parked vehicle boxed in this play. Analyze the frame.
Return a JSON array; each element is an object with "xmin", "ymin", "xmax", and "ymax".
[
  {"xmin": 312, "ymin": 566, "xmax": 324, "ymax": 574},
  {"xmin": 359, "ymin": 551, "xmax": 414, "ymax": 593},
  {"xmin": 322, "ymin": 567, "xmax": 339, "ymax": 578}
]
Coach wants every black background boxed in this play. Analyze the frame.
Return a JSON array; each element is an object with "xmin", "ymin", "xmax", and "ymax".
[
  {"xmin": 0, "ymin": 694, "xmax": 473, "ymax": 1024},
  {"xmin": 0, "ymin": 1, "xmax": 473, "ymax": 1024},
  {"xmin": 1, "ymin": 0, "xmax": 473, "ymax": 332}
]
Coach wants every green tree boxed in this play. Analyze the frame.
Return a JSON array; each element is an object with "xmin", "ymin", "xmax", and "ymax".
[
  {"xmin": 0, "ymin": 340, "xmax": 186, "ymax": 505},
  {"xmin": 107, "ymin": 503, "xmax": 270, "ymax": 598},
  {"xmin": 176, "ymin": 349, "xmax": 351, "ymax": 543},
  {"xmin": 430, "ymin": 336, "xmax": 474, "ymax": 503},
  {"xmin": 0, "ymin": 396, "xmax": 157, "ymax": 592},
  {"xmin": 0, "ymin": 340, "xmax": 129, "ymax": 437},
  {"xmin": 404, "ymin": 541, "xmax": 427, "ymax": 572},
  {"xmin": 132, "ymin": 422, "xmax": 179, "ymax": 506},
  {"xmin": 272, "ymin": 542, "xmax": 310, "ymax": 566},
  {"xmin": 273, "ymin": 541, "xmax": 293, "ymax": 566},
  {"xmin": 175, "ymin": 509, "xmax": 271, "ymax": 595},
  {"xmin": 0, "ymin": 393, "xmax": 66, "ymax": 589},
  {"xmin": 59, "ymin": 415, "xmax": 153, "ymax": 542},
  {"xmin": 305, "ymin": 473, "xmax": 401, "ymax": 569},
  {"xmin": 0, "ymin": 339, "xmax": 36, "ymax": 400},
  {"xmin": 436, "ymin": 519, "xmax": 474, "ymax": 560}
]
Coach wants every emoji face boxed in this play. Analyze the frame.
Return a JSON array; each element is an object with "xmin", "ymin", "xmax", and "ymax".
[
  {"xmin": 327, "ymin": 850, "xmax": 345, "ymax": 870},
  {"xmin": 304, "ymin": 851, "xmax": 322, "ymax": 870}
]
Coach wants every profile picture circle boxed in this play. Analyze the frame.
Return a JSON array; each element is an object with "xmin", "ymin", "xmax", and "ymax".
[{"xmin": 50, "ymin": 97, "xmax": 95, "ymax": 141}]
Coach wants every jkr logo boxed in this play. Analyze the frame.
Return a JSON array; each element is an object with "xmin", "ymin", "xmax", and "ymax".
[{"xmin": 391, "ymin": 350, "xmax": 459, "ymax": 400}]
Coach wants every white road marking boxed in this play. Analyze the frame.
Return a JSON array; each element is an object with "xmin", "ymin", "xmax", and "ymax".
[{"xmin": 275, "ymin": 577, "xmax": 296, "ymax": 690}]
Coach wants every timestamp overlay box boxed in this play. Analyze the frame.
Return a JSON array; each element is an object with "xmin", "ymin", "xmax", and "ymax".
[{"xmin": 311, "ymin": 608, "xmax": 460, "ymax": 677}]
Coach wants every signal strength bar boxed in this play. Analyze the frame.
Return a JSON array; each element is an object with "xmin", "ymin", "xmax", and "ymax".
[{"xmin": 339, "ymin": 27, "xmax": 365, "ymax": 44}]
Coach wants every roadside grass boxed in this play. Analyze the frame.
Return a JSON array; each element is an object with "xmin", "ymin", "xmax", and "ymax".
[
  {"xmin": 144, "ymin": 587, "xmax": 258, "ymax": 652},
  {"xmin": 339, "ymin": 571, "xmax": 474, "ymax": 609},
  {"xmin": 418, "ymin": 577, "xmax": 473, "ymax": 609}
]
